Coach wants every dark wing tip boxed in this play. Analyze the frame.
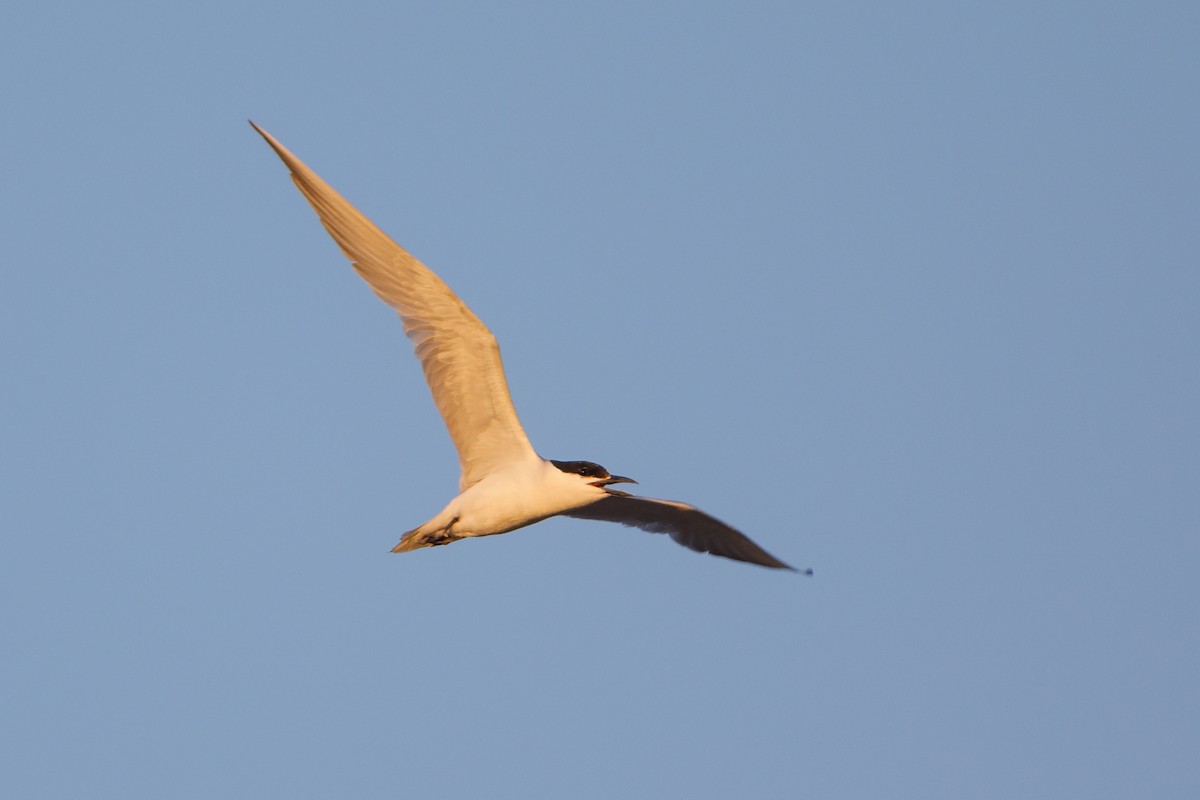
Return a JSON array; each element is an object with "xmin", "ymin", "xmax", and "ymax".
[
  {"xmin": 565, "ymin": 494, "xmax": 806, "ymax": 572},
  {"xmin": 732, "ymin": 546, "xmax": 799, "ymax": 572}
]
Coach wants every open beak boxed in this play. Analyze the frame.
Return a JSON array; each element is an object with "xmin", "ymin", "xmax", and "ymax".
[{"xmin": 592, "ymin": 475, "xmax": 637, "ymax": 487}]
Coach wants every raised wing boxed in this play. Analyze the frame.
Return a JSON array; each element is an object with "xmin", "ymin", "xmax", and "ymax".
[
  {"xmin": 252, "ymin": 122, "xmax": 538, "ymax": 490},
  {"xmin": 565, "ymin": 494, "xmax": 802, "ymax": 571}
]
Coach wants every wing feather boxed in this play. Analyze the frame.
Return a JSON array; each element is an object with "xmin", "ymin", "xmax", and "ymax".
[
  {"xmin": 252, "ymin": 122, "xmax": 538, "ymax": 489},
  {"xmin": 565, "ymin": 494, "xmax": 800, "ymax": 571}
]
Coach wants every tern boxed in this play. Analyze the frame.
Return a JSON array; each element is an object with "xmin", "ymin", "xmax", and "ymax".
[{"xmin": 252, "ymin": 122, "xmax": 804, "ymax": 572}]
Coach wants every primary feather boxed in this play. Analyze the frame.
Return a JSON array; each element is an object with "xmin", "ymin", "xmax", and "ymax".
[{"xmin": 251, "ymin": 122, "xmax": 538, "ymax": 491}]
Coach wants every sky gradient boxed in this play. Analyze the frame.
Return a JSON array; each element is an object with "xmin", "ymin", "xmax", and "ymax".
[{"xmin": 3, "ymin": 2, "xmax": 1198, "ymax": 798}]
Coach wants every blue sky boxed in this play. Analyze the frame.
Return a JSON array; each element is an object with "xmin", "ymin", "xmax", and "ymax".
[{"xmin": 2, "ymin": 2, "xmax": 1197, "ymax": 798}]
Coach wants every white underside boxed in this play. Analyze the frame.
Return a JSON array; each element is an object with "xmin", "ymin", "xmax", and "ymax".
[{"xmin": 411, "ymin": 458, "xmax": 607, "ymax": 539}]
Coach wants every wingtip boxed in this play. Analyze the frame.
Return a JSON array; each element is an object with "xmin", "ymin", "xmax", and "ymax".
[
  {"xmin": 248, "ymin": 121, "xmax": 315, "ymax": 183},
  {"xmin": 247, "ymin": 119, "xmax": 289, "ymax": 159},
  {"xmin": 763, "ymin": 557, "xmax": 810, "ymax": 573}
]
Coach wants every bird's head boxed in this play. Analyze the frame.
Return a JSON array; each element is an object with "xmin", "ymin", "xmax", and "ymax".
[{"xmin": 550, "ymin": 459, "xmax": 637, "ymax": 493}]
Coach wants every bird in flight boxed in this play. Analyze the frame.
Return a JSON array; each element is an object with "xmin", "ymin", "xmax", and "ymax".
[{"xmin": 252, "ymin": 122, "xmax": 805, "ymax": 572}]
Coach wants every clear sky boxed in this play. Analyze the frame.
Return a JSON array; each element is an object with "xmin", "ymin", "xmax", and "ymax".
[{"xmin": 2, "ymin": 2, "xmax": 1197, "ymax": 798}]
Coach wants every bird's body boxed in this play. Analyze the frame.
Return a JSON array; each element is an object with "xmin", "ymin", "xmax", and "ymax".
[
  {"xmin": 397, "ymin": 459, "xmax": 608, "ymax": 550},
  {"xmin": 253, "ymin": 121, "xmax": 805, "ymax": 572}
]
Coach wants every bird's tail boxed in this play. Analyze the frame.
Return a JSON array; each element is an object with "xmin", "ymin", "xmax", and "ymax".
[
  {"xmin": 392, "ymin": 522, "xmax": 460, "ymax": 553},
  {"xmin": 392, "ymin": 528, "xmax": 430, "ymax": 553}
]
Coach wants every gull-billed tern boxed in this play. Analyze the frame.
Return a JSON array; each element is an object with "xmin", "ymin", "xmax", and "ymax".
[{"xmin": 253, "ymin": 122, "xmax": 805, "ymax": 572}]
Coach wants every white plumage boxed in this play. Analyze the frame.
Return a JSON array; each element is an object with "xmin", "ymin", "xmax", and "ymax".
[{"xmin": 253, "ymin": 122, "xmax": 803, "ymax": 571}]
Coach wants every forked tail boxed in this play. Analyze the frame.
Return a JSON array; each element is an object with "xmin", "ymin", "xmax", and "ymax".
[
  {"xmin": 392, "ymin": 521, "xmax": 460, "ymax": 553},
  {"xmin": 391, "ymin": 529, "xmax": 427, "ymax": 553}
]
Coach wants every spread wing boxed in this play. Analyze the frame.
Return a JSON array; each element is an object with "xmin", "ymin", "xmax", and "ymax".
[
  {"xmin": 565, "ymin": 494, "xmax": 801, "ymax": 571},
  {"xmin": 252, "ymin": 122, "xmax": 538, "ymax": 490}
]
